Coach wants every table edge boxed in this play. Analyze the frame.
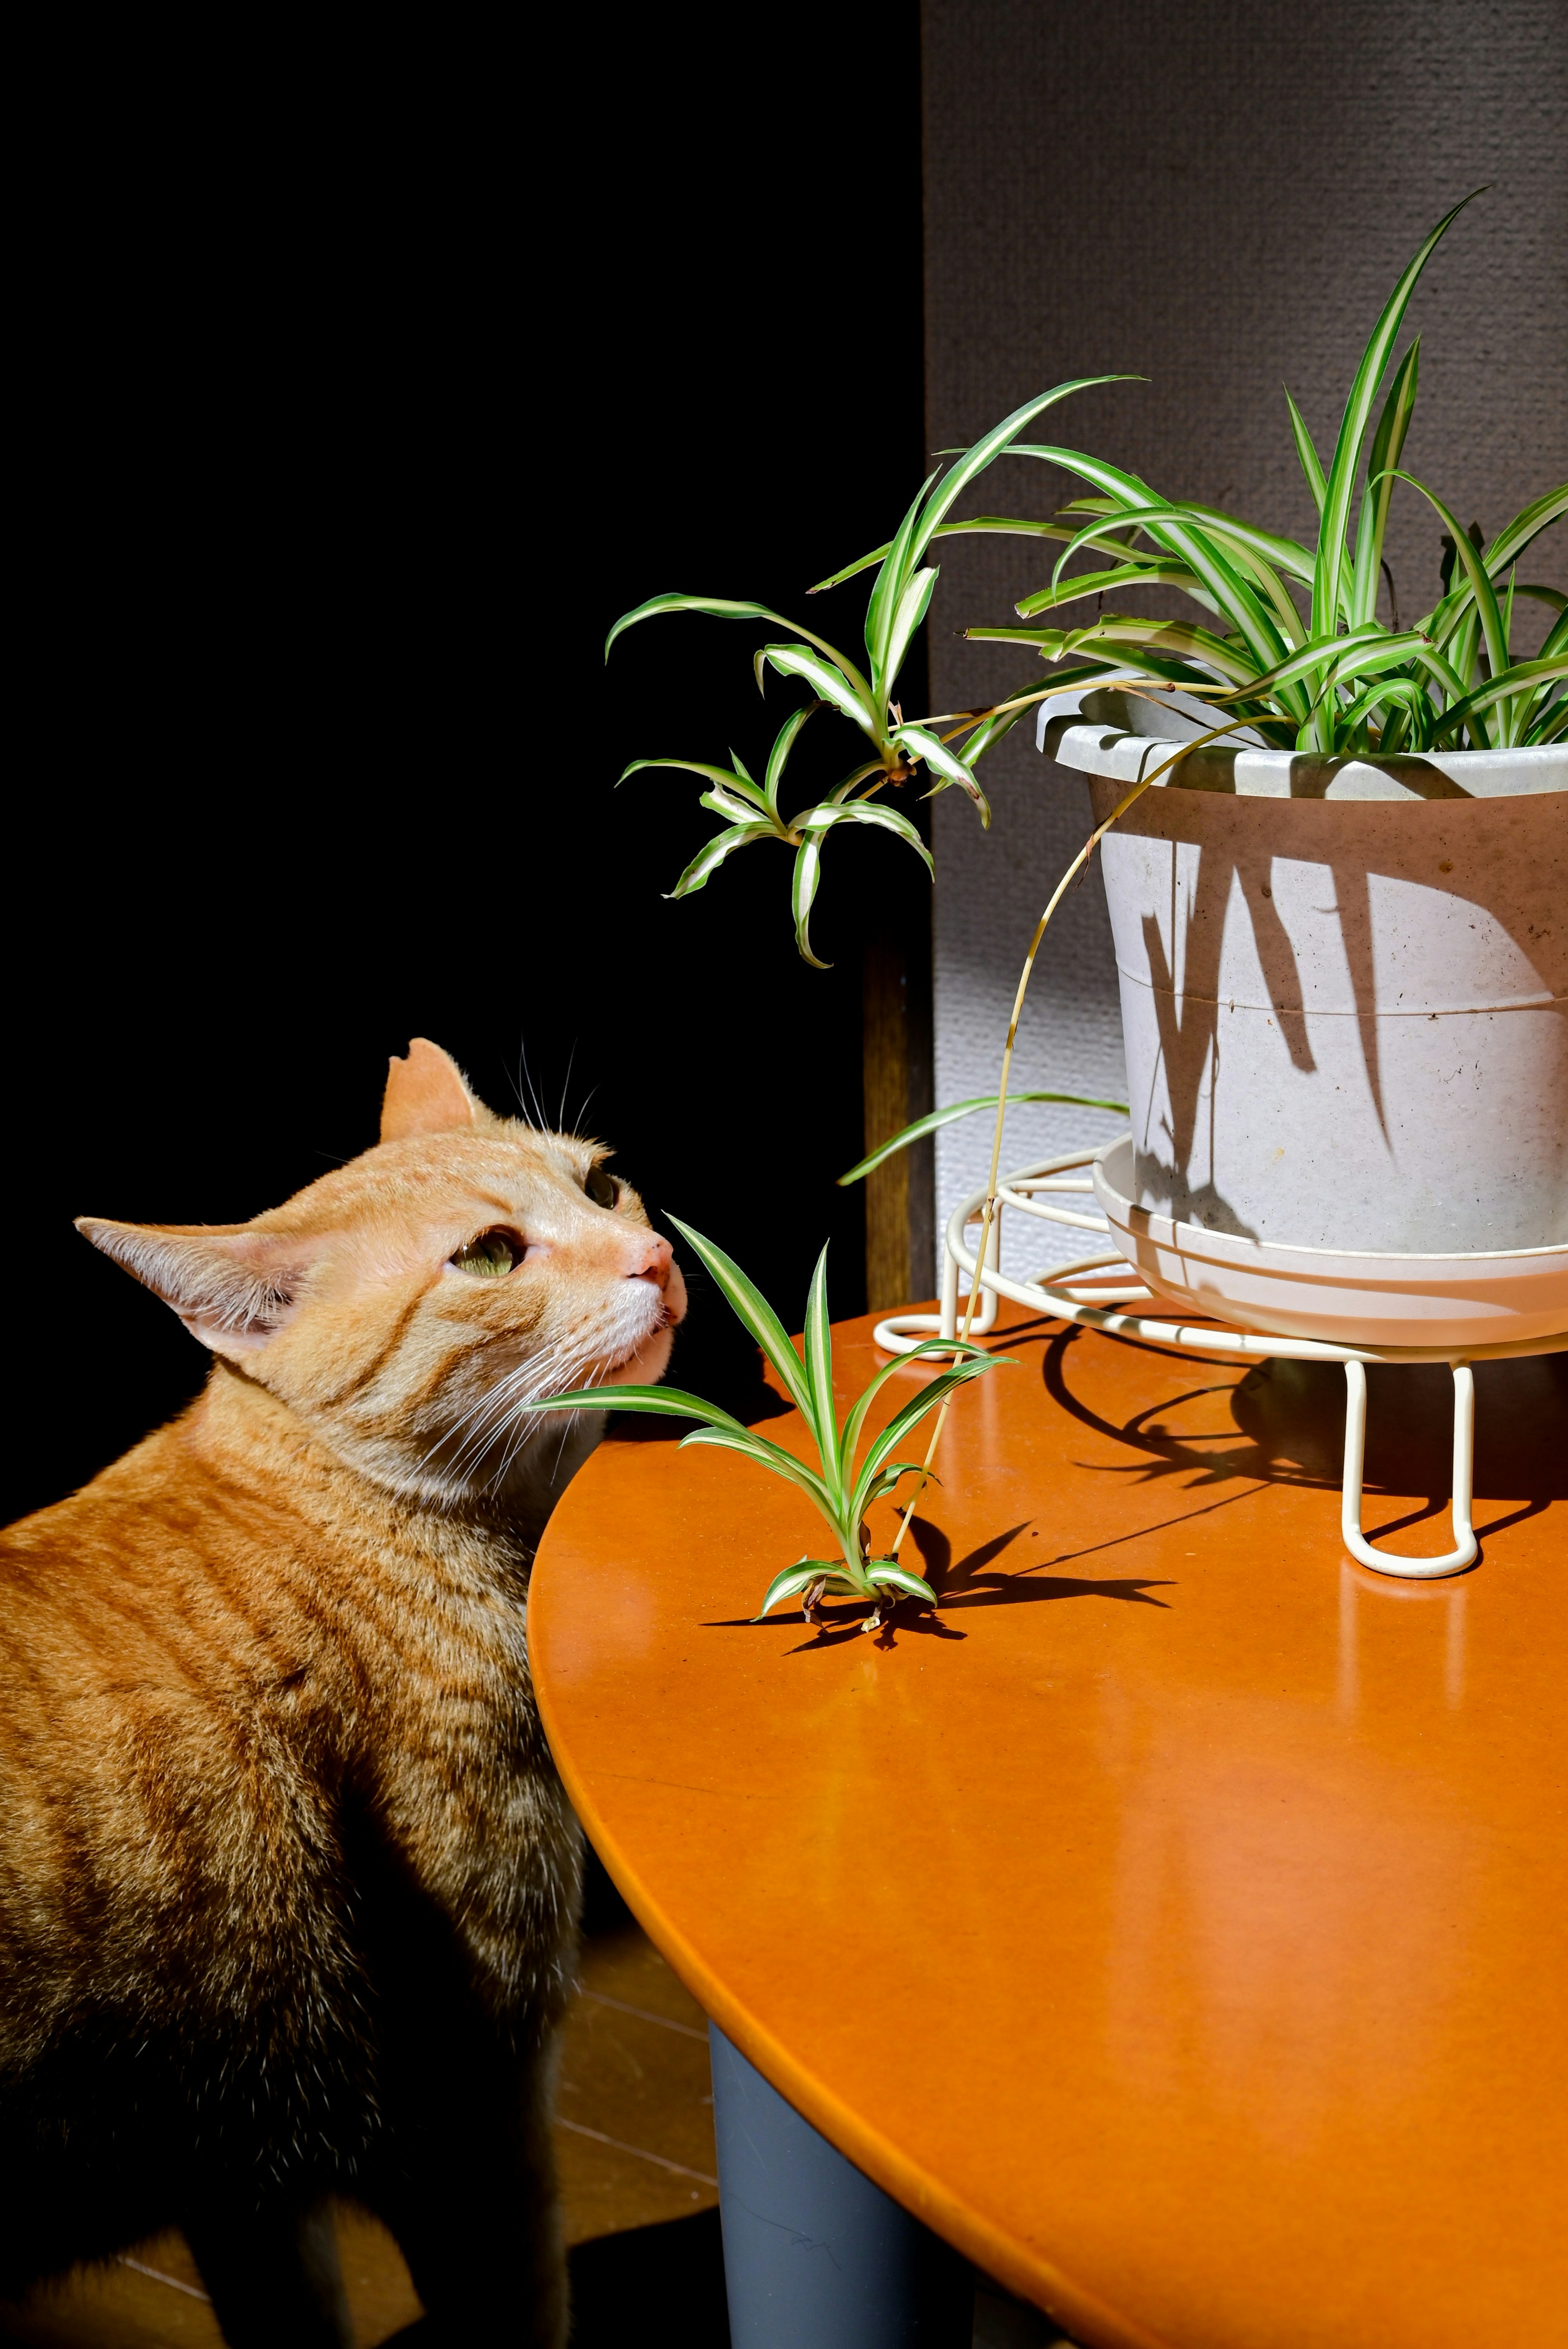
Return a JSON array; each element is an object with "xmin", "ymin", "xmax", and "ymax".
[{"xmin": 530, "ymin": 1581, "xmax": 1169, "ymax": 2349}]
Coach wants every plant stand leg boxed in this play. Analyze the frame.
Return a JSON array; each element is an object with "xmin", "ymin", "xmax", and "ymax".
[
  {"xmin": 1341, "ymin": 1359, "xmax": 1477, "ymax": 1577},
  {"xmin": 709, "ymin": 2026, "xmax": 974, "ymax": 2348}
]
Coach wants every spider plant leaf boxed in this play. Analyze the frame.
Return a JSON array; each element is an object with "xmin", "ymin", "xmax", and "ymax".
[
  {"xmin": 837, "ymin": 1338, "xmax": 993, "ymax": 1484},
  {"xmin": 1420, "ymin": 485, "xmax": 1568, "ymax": 650},
  {"xmin": 890, "ymin": 723, "xmax": 989, "ymax": 821},
  {"xmin": 866, "ymin": 1562, "xmax": 940, "ymax": 1606},
  {"xmin": 808, "ymin": 518, "xmax": 1080, "ymax": 596},
  {"xmin": 606, "ymin": 591, "xmax": 874, "ymax": 698},
  {"xmin": 619, "ymin": 756, "xmax": 772, "ymax": 815},
  {"xmin": 913, "ymin": 376, "xmax": 1142, "ymax": 567},
  {"xmin": 699, "ymin": 784, "xmax": 771, "ymax": 826},
  {"xmin": 850, "ymin": 1355, "xmax": 1012, "ymax": 1521},
  {"xmin": 1336, "ymin": 675, "xmax": 1434, "ymax": 750},
  {"xmin": 1285, "ymin": 388, "xmax": 1328, "ymax": 515},
  {"xmin": 657, "ymin": 1221, "xmax": 821, "ymax": 1437},
  {"xmin": 663, "ymin": 1214, "xmax": 817, "ymax": 1425},
  {"xmin": 1379, "ymin": 470, "xmax": 1511, "ymax": 708},
  {"xmin": 1482, "ymin": 483, "xmax": 1568, "ymax": 579},
  {"xmin": 1015, "ymin": 560, "xmax": 1202, "ymax": 620},
  {"xmin": 859, "ymin": 1462, "xmax": 939, "ymax": 1511},
  {"xmin": 1179, "ymin": 504, "xmax": 1318, "ymax": 588},
  {"xmin": 1046, "ymin": 506, "xmax": 1208, "ymax": 598},
  {"xmin": 791, "ymin": 832, "xmax": 829, "ymax": 967},
  {"xmin": 754, "ymin": 1562, "xmax": 844, "ymax": 1620},
  {"xmin": 758, "ymin": 642, "xmax": 880, "ymax": 738},
  {"xmin": 825, "ymin": 760, "xmax": 886, "ymax": 805},
  {"xmin": 1517, "ymin": 585, "xmax": 1567, "ymax": 619},
  {"xmin": 680, "ymin": 1423, "xmax": 841, "ymax": 1526},
  {"xmin": 527, "ymin": 1382, "xmax": 751, "ymax": 1430},
  {"xmin": 1539, "ymin": 607, "xmax": 1568, "ymax": 663},
  {"xmin": 1431, "ymin": 656, "xmax": 1568, "ymax": 747},
  {"xmin": 764, "ymin": 703, "xmax": 819, "ymax": 813},
  {"xmin": 879, "ymin": 565, "xmax": 940, "ymax": 705},
  {"xmin": 802, "ymin": 1243, "xmax": 840, "ymax": 1499},
  {"xmin": 1002, "ymin": 451, "xmax": 1295, "ymax": 693},
  {"xmin": 1351, "ymin": 339, "xmax": 1421, "ymax": 629},
  {"xmin": 810, "ymin": 372, "xmax": 1137, "ymax": 613},
  {"xmin": 668, "ymin": 823, "xmax": 778, "ymax": 899},
  {"xmin": 1312, "ymin": 191, "xmax": 1482, "ymax": 651},
  {"xmin": 795, "ymin": 800, "xmax": 935, "ymax": 876},
  {"xmin": 992, "ymin": 617, "xmax": 1263, "ymax": 691},
  {"xmin": 1221, "ymin": 624, "xmax": 1424, "ymax": 706},
  {"xmin": 839, "ymin": 1089, "xmax": 1129, "ymax": 1184},
  {"xmin": 1527, "ymin": 692, "xmax": 1568, "ymax": 743},
  {"xmin": 865, "ymin": 473, "xmax": 938, "ymax": 692}
]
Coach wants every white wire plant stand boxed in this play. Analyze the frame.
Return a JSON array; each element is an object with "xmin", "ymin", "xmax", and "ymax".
[{"xmin": 874, "ymin": 1142, "xmax": 1568, "ymax": 1581}]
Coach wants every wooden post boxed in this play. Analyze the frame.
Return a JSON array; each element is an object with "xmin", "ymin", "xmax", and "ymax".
[{"xmin": 862, "ymin": 912, "xmax": 935, "ymax": 1314}]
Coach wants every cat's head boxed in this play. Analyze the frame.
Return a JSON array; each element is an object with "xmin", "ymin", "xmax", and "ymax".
[{"xmin": 76, "ymin": 1038, "xmax": 686, "ymax": 1507}]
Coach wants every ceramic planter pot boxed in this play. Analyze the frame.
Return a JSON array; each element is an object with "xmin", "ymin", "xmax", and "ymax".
[{"xmin": 1038, "ymin": 689, "xmax": 1567, "ymax": 1332}]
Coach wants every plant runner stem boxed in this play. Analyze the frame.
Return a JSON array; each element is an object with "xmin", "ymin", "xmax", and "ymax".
[{"xmin": 888, "ymin": 700, "xmax": 1269, "ymax": 1560}]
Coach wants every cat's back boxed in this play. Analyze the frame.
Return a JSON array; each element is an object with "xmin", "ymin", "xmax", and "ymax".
[{"xmin": 0, "ymin": 1401, "xmax": 358, "ymax": 2000}]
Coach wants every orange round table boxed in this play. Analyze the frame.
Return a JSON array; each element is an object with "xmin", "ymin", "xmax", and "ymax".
[{"xmin": 529, "ymin": 1305, "xmax": 1568, "ymax": 2349}]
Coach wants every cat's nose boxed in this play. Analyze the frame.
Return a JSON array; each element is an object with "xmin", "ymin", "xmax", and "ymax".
[{"xmin": 628, "ymin": 1235, "xmax": 675, "ymax": 1290}]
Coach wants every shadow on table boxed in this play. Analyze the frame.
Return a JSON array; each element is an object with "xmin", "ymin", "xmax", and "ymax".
[{"xmin": 1032, "ymin": 1326, "xmax": 1567, "ymax": 1557}]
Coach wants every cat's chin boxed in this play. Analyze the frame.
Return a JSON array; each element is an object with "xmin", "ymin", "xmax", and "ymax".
[{"xmin": 599, "ymin": 1324, "xmax": 676, "ymax": 1388}]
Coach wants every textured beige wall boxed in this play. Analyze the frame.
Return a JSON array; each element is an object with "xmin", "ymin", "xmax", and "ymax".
[{"xmin": 920, "ymin": 0, "xmax": 1567, "ymax": 1271}]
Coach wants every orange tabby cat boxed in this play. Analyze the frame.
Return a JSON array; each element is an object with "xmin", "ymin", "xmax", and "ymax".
[{"xmin": 0, "ymin": 1039, "xmax": 685, "ymax": 2347}]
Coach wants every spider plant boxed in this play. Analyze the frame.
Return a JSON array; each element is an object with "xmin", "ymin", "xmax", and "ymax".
[
  {"xmin": 942, "ymin": 191, "xmax": 1567, "ymax": 755},
  {"xmin": 604, "ymin": 377, "xmax": 1134, "ymax": 964},
  {"xmin": 527, "ymin": 1214, "xmax": 1009, "ymax": 1631}
]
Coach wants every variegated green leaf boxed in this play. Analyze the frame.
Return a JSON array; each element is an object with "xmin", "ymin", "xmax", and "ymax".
[
  {"xmin": 840, "ymin": 1089, "xmax": 1128, "ymax": 1185},
  {"xmin": 1351, "ymin": 339, "xmax": 1421, "ymax": 627},
  {"xmin": 680, "ymin": 1423, "xmax": 842, "ymax": 1529},
  {"xmin": 606, "ymin": 591, "xmax": 873, "ymax": 699},
  {"xmin": 758, "ymin": 642, "xmax": 879, "ymax": 738},
  {"xmin": 664, "ymin": 1214, "xmax": 817, "ymax": 1426},
  {"xmin": 849, "ymin": 1354, "xmax": 1012, "ymax": 1521},
  {"xmin": 1312, "ymin": 193, "xmax": 1481, "ymax": 657},
  {"xmin": 620, "ymin": 756, "xmax": 771, "ymax": 815},
  {"xmin": 866, "ymin": 1562, "xmax": 940, "ymax": 1606},
  {"xmin": 668, "ymin": 823, "xmax": 777, "ymax": 899},
  {"xmin": 802, "ymin": 1243, "xmax": 840, "ymax": 1501},
  {"xmin": 791, "ymin": 831, "xmax": 828, "ymax": 968},
  {"xmin": 795, "ymin": 800, "xmax": 935, "ymax": 877},
  {"xmin": 878, "ymin": 565, "xmax": 939, "ymax": 703},
  {"xmin": 891, "ymin": 723, "xmax": 990, "ymax": 821},
  {"xmin": 837, "ymin": 1338, "xmax": 991, "ymax": 1486},
  {"xmin": 764, "ymin": 702, "xmax": 818, "ymax": 813}
]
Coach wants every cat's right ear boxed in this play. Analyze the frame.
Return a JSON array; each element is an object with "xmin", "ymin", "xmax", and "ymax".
[
  {"xmin": 380, "ymin": 1038, "xmax": 479, "ymax": 1142},
  {"xmin": 74, "ymin": 1220, "xmax": 321, "ymax": 1362}
]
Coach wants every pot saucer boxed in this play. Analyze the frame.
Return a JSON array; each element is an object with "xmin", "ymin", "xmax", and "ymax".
[{"xmin": 1091, "ymin": 1137, "xmax": 1568, "ymax": 1350}]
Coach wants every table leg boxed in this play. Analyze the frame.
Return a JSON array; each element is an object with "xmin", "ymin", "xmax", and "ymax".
[{"xmin": 709, "ymin": 2024, "xmax": 974, "ymax": 2347}]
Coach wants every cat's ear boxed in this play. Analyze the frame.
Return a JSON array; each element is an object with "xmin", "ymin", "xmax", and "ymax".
[
  {"xmin": 74, "ymin": 1220, "xmax": 321, "ymax": 1361},
  {"xmin": 380, "ymin": 1038, "xmax": 479, "ymax": 1142}
]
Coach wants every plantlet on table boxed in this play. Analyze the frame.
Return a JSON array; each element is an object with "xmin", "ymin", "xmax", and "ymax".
[{"xmin": 528, "ymin": 1215, "xmax": 1010, "ymax": 1633}]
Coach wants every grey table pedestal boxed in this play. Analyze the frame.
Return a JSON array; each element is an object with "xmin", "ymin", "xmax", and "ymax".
[{"xmin": 710, "ymin": 2025, "xmax": 975, "ymax": 2348}]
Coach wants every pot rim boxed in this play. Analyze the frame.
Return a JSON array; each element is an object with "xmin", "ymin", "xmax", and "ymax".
[{"xmin": 1038, "ymin": 685, "xmax": 1566, "ymax": 800}]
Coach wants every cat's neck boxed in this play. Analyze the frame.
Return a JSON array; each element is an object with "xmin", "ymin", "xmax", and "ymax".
[{"xmin": 184, "ymin": 1362, "xmax": 600, "ymax": 1562}]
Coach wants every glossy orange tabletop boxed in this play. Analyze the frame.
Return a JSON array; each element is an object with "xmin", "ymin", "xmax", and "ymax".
[{"xmin": 529, "ymin": 1308, "xmax": 1568, "ymax": 2349}]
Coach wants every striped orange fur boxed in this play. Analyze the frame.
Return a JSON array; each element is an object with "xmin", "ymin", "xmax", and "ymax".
[{"xmin": 0, "ymin": 1040, "xmax": 685, "ymax": 2346}]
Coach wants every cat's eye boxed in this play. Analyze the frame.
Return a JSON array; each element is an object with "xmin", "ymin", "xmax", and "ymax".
[
  {"xmin": 584, "ymin": 1166, "xmax": 618, "ymax": 1209},
  {"xmin": 451, "ymin": 1229, "xmax": 524, "ymax": 1279}
]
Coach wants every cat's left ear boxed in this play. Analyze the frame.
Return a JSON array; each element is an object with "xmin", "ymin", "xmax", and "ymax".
[
  {"xmin": 380, "ymin": 1038, "xmax": 479, "ymax": 1142},
  {"xmin": 74, "ymin": 1220, "xmax": 323, "ymax": 1361}
]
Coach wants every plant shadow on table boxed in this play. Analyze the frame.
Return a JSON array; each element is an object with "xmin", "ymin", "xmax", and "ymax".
[{"xmin": 1035, "ymin": 1324, "xmax": 1567, "ymax": 1558}]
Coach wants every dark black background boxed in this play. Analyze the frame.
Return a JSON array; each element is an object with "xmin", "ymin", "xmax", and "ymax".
[{"xmin": 9, "ymin": 13, "xmax": 926, "ymax": 1525}]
